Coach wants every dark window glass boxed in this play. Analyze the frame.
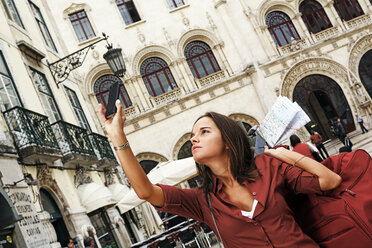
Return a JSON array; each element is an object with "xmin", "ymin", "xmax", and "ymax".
[
  {"xmin": 0, "ymin": 52, "xmax": 21, "ymax": 111},
  {"xmin": 358, "ymin": 49, "xmax": 372, "ymax": 99},
  {"xmin": 1, "ymin": 0, "xmax": 24, "ymax": 28},
  {"xmin": 140, "ymin": 57, "xmax": 177, "ymax": 97},
  {"xmin": 64, "ymin": 87, "xmax": 91, "ymax": 131},
  {"xmin": 167, "ymin": 0, "xmax": 185, "ymax": 9},
  {"xmin": 30, "ymin": 68, "xmax": 61, "ymax": 123},
  {"xmin": 334, "ymin": 0, "xmax": 364, "ymax": 21},
  {"xmin": 69, "ymin": 10, "xmax": 95, "ymax": 42},
  {"xmin": 94, "ymin": 74, "xmax": 132, "ymax": 108},
  {"xmin": 29, "ymin": 1, "xmax": 57, "ymax": 52},
  {"xmin": 139, "ymin": 160, "xmax": 158, "ymax": 174},
  {"xmin": 184, "ymin": 41, "xmax": 220, "ymax": 79},
  {"xmin": 116, "ymin": 0, "xmax": 141, "ymax": 25},
  {"xmin": 300, "ymin": 0, "xmax": 332, "ymax": 33},
  {"xmin": 266, "ymin": 11, "xmax": 300, "ymax": 46},
  {"xmin": 89, "ymin": 209, "xmax": 118, "ymax": 248}
]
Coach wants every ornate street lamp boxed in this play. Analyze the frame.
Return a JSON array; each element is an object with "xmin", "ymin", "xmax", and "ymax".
[{"xmin": 48, "ymin": 33, "xmax": 125, "ymax": 87}]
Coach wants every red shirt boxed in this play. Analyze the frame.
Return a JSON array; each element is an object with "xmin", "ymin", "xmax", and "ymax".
[
  {"xmin": 155, "ymin": 155, "xmax": 321, "ymax": 248},
  {"xmin": 293, "ymin": 143, "xmax": 315, "ymax": 160}
]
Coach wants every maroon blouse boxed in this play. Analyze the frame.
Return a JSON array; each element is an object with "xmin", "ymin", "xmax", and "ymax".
[
  {"xmin": 154, "ymin": 154, "xmax": 321, "ymax": 248},
  {"xmin": 293, "ymin": 143, "xmax": 315, "ymax": 160}
]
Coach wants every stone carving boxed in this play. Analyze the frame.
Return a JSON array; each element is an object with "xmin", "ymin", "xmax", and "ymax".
[
  {"xmin": 74, "ymin": 167, "xmax": 92, "ymax": 188},
  {"xmin": 181, "ymin": 12, "xmax": 190, "ymax": 27},
  {"xmin": 104, "ymin": 169, "xmax": 115, "ymax": 186},
  {"xmin": 136, "ymin": 152, "xmax": 168, "ymax": 163},
  {"xmin": 136, "ymin": 28, "xmax": 146, "ymax": 44},
  {"xmin": 281, "ymin": 58, "xmax": 350, "ymax": 99},
  {"xmin": 163, "ymin": 27, "xmax": 175, "ymax": 48}
]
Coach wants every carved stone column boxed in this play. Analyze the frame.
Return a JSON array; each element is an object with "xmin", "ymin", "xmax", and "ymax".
[
  {"xmin": 260, "ymin": 25, "xmax": 280, "ymax": 57},
  {"xmin": 74, "ymin": 167, "xmax": 92, "ymax": 188},
  {"xmin": 214, "ymin": 43, "xmax": 232, "ymax": 76},
  {"xmin": 326, "ymin": 1, "xmax": 347, "ymax": 30},
  {"xmin": 177, "ymin": 58, "xmax": 197, "ymax": 91},
  {"xmin": 294, "ymin": 13, "xmax": 314, "ymax": 44},
  {"xmin": 169, "ymin": 61, "xmax": 189, "ymax": 93},
  {"xmin": 132, "ymin": 75, "xmax": 152, "ymax": 109},
  {"xmin": 125, "ymin": 78, "xmax": 144, "ymax": 112}
]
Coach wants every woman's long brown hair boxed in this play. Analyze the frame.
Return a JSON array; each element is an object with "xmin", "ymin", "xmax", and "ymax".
[{"xmin": 193, "ymin": 112, "xmax": 260, "ymax": 198}]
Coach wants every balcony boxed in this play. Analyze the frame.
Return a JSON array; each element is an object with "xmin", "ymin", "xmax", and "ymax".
[
  {"xmin": 345, "ymin": 14, "xmax": 372, "ymax": 30},
  {"xmin": 2, "ymin": 106, "xmax": 61, "ymax": 164},
  {"xmin": 195, "ymin": 70, "xmax": 226, "ymax": 88},
  {"xmin": 149, "ymin": 87, "xmax": 182, "ymax": 106},
  {"xmin": 89, "ymin": 133, "xmax": 118, "ymax": 168},
  {"xmin": 50, "ymin": 121, "xmax": 98, "ymax": 167}
]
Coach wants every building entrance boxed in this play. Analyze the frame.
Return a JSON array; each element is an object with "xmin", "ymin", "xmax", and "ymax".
[
  {"xmin": 293, "ymin": 74, "xmax": 355, "ymax": 139},
  {"xmin": 40, "ymin": 188, "xmax": 70, "ymax": 247}
]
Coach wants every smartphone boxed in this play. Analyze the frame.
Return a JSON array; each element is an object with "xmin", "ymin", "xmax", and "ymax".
[{"xmin": 105, "ymin": 82, "xmax": 121, "ymax": 119}]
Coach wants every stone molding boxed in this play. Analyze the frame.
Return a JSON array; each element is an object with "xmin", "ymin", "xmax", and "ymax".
[
  {"xmin": 228, "ymin": 113, "xmax": 259, "ymax": 126},
  {"xmin": 172, "ymin": 132, "xmax": 192, "ymax": 160},
  {"xmin": 136, "ymin": 152, "xmax": 168, "ymax": 163},
  {"xmin": 348, "ymin": 33, "xmax": 372, "ymax": 84},
  {"xmin": 281, "ymin": 58, "xmax": 350, "ymax": 100},
  {"xmin": 257, "ymin": 1, "xmax": 297, "ymax": 26},
  {"xmin": 177, "ymin": 28, "xmax": 220, "ymax": 57},
  {"xmin": 63, "ymin": 3, "xmax": 91, "ymax": 19},
  {"xmin": 131, "ymin": 45, "xmax": 176, "ymax": 75}
]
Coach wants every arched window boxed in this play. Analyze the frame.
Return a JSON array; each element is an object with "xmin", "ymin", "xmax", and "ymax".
[
  {"xmin": 139, "ymin": 160, "xmax": 158, "ymax": 174},
  {"xmin": 334, "ymin": 0, "xmax": 364, "ymax": 21},
  {"xmin": 300, "ymin": 0, "xmax": 332, "ymax": 33},
  {"xmin": 140, "ymin": 57, "xmax": 177, "ymax": 97},
  {"xmin": 177, "ymin": 140, "xmax": 192, "ymax": 159},
  {"xmin": 184, "ymin": 41, "xmax": 220, "ymax": 79},
  {"xmin": 266, "ymin": 11, "xmax": 300, "ymax": 46},
  {"xmin": 116, "ymin": 0, "xmax": 141, "ymax": 25},
  {"xmin": 358, "ymin": 49, "xmax": 372, "ymax": 99},
  {"xmin": 94, "ymin": 74, "xmax": 132, "ymax": 108}
]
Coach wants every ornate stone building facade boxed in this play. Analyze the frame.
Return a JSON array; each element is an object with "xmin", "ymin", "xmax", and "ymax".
[{"xmin": 1, "ymin": 0, "xmax": 372, "ymax": 247}]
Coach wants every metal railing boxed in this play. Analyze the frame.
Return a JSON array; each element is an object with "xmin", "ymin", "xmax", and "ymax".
[
  {"xmin": 50, "ymin": 120, "xmax": 95, "ymax": 156},
  {"xmin": 89, "ymin": 132, "xmax": 115, "ymax": 160},
  {"xmin": 3, "ymin": 106, "xmax": 59, "ymax": 150}
]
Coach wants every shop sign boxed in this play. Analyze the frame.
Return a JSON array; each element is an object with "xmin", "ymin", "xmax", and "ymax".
[{"xmin": 8, "ymin": 188, "xmax": 50, "ymax": 248}]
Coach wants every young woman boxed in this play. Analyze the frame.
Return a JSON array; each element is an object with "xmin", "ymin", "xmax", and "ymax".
[{"xmin": 99, "ymin": 101, "xmax": 342, "ymax": 248}]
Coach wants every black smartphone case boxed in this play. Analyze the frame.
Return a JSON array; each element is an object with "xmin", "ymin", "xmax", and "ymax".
[{"xmin": 105, "ymin": 82, "xmax": 121, "ymax": 118}]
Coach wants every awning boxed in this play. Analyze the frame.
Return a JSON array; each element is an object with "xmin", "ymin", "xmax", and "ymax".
[
  {"xmin": 77, "ymin": 183, "xmax": 116, "ymax": 213},
  {"xmin": 107, "ymin": 183, "xmax": 130, "ymax": 202},
  {"xmin": 116, "ymin": 157, "xmax": 197, "ymax": 213},
  {"xmin": 0, "ymin": 187, "xmax": 23, "ymax": 229}
]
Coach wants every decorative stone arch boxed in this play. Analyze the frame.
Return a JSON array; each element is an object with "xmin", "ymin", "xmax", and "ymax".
[
  {"xmin": 257, "ymin": 0, "xmax": 298, "ymax": 26},
  {"xmin": 132, "ymin": 45, "xmax": 177, "ymax": 76},
  {"xmin": 177, "ymin": 29, "xmax": 220, "ymax": 58},
  {"xmin": 37, "ymin": 166, "xmax": 75, "ymax": 236},
  {"xmin": 228, "ymin": 113, "xmax": 260, "ymax": 127},
  {"xmin": 136, "ymin": 152, "xmax": 168, "ymax": 163},
  {"xmin": 294, "ymin": 0, "xmax": 329, "ymax": 10},
  {"xmin": 281, "ymin": 57, "xmax": 358, "ymax": 116},
  {"xmin": 172, "ymin": 132, "xmax": 192, "ymax": 160},
  {"xmin": 84, "ymin": 63, "xmax": 112, "ymax": 98},
  {"xmin": 348, "ymin": 33, "xmax": 372, "ymax": 84},
  {"xmin": 63, "ymin": 3, "xmax": 92, "ymax": 19}
]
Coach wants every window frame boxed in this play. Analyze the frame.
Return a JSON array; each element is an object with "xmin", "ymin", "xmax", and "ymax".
[
  {"xmin": 64, "ymin": 86, "xmax": 91, "ymax": 132},
  {"xmin": 94, "ymin": 75, "xmax": 132, "ymax": 109},
  {"xmin": 300, "ymin": 0, "xmax": 332, "ymax": 34},
  {"xmin": 0, "ymin": 51, "xmax": 22, "ymax": 111},
  {"xmin": 166, "ymin": 0, "xmax": 185, "ymax": 9},
  {"xmin": 30, "ymin": 68, "xmax": 61, "ymax": 123},
  {"xmin": 184, "ymin": 41, "xmax": 221, "ymax": 79},
  {"xmin": 69, "ymin": 10, "xmax": 96, "ymax": 42},
  {"xmin": 28, "ymin": 1, "xmax": 58, "ymax": 52},
  {"xmin": 116, "ymin": 0, "xmax": 141, "ymax": 25},
  {"xmin": 1, "ymin": 0, "xmax": 24, "ymax": 28},
  {"xmin": 266, "ymin": 11, "xmax": 301, "ymax": 47},
  {"xmin": 140, "ymin": 57, "xmax": 178, "ymax": 97},
  {"xmin": 334, "ymin": 0, "xmax": 364, "ymax": 21}
]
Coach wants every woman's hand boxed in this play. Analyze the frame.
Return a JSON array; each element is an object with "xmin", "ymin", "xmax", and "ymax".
[
  {"xmin": 98, "ymin": 100, "xmax": 126, "ymax": 143},
  {"xmin": 264, "ymin": 146, "xmax": 293, "ymax": 163}
]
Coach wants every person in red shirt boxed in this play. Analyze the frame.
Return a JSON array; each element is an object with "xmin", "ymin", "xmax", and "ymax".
[
  {"xmin": 290, "ymin": 134, "xmax": 315, "ymax": 159},
  {"xmin": 99, "ymin": 101, "xmax": 342, "ymax": 248}
]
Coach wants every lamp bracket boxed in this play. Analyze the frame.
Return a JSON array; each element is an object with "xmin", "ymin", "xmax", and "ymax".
[{"xmin": 47, "ymin": 33, "xmax": 109, "ymax": 87}]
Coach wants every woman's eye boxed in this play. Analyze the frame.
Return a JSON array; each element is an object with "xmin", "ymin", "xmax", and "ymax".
[{"xmin": 202, "ymin": 130, "xmax": 209, "ymax": 134}]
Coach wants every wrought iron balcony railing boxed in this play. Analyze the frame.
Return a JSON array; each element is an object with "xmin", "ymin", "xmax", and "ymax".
[
  {"xmin": 50, "ymin": 120, "xmax": 95, "ymax": 156},
  {"xmin": 3, "ymin": 106, "xmax": 59, "ymax": 150},
  {"xmin": 88, "ymin": 132, "xmax": 115, "ymax": 160}
]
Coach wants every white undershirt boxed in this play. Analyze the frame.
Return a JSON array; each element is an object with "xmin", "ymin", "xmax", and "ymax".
[{"xmin": 241, "ymin": 199, "xmax": 258, "ymax": 219}]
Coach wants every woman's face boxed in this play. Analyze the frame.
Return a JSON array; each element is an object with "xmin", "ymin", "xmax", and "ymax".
[{"xmin": 190, "ymin": 117, "xmax": 228, "ymax": 165}]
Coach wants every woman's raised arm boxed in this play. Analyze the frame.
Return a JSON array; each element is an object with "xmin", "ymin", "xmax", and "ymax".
[
  {"xmin": 264, "ymin": 147, "xmax": 342, "ymax": 191},
  {"xmin": 99, "ymin": 100, "xmax": 165, "ymax": 207}
]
